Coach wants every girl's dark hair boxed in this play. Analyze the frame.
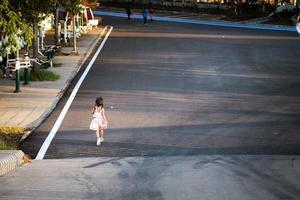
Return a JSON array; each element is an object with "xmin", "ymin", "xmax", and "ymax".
[
  {"xmin": 95, "ymin": 97, "xmax": 104, "ymax": 108},
  {"xmin": 93, "ymin": 97, "xmax": 104, "ymax": 113}
]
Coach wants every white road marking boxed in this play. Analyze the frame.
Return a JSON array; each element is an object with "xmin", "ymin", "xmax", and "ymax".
[{"xmin": 35, "ymin": 26, "xmax": 114, "ymax": 160}]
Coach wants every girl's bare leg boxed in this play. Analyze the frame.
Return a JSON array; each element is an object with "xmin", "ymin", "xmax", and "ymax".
[
  {"xmin": 100, "ymin": 129, "xmax": 104, "ymax": 142},
  {"xmin": 96, "ymin": 130, "xmax": 100, "ymax": 138},
  {"xmin": 96, "ymin": 130, "xmax": 101, "ymax": 146}
]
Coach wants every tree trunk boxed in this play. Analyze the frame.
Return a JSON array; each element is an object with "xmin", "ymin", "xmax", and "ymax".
[
  {"xmin": 72, "ymin": 16, "xmax": 77, "ymax": 53},
  {"xmin": 55, "ymin": 8, "xmax": 61, "ymax": 46},
  {"xmin": 32, "ymin": 20, "xmax": 40, "ymax": 71}
]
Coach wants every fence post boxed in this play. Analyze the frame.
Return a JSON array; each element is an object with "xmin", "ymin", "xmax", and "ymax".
[
  {"xmin": 14, "ymin": 68, "xmax": 21, "ymax": 93},
  {"xmin": 23, "ymin": 68, "xmax": 30, "ymax": 85}
]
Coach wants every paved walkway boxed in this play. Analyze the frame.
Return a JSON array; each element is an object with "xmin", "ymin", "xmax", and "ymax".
[
  {"xmin": 0, "ymin": 26, "xmax": 107, "ymax": 175},
  {"xmin": 0, "ymin": 155, "xmax": 299, "ymax": 199}
]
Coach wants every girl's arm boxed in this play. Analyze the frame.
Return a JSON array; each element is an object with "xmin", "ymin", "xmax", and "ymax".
[{"xmin": 102, "ymin": 108, "xmax": 108, "ymax": 124}]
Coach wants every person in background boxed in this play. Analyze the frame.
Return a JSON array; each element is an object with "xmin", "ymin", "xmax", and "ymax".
[
  {"xmin": 0, "ymin": 56, "xmax": 6, "ymax": 78},
  {"xmin": 142, "ymin": 6, "xmax": 148, "ymax": 24},
  {"xmin": 0, "ymin": 54, "xmax": 13, "ymax": 78},
  {"xmin": 147, "ymin": 1, "xmax": 154, "ymax": 21},
  {"xmin": 126, "ymin": 3, "xmax": 132, "ymax": 20}
]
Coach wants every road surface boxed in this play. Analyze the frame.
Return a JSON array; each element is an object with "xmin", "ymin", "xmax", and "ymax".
[
  {"xmin": 21, "ymin": 16, "xmax": 300, "ymax": 158},
  {"xmin": 3, "ymin": 16, "xmax": 300, "ymax": 200}
]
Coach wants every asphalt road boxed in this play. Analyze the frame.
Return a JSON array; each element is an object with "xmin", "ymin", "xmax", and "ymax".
[
  {"xmin": 20, "ymin": 16, "xmax": 300, "ymax": 159},
  {"xmin": 5, "ymin": 16, "xmax": 300, "ymax": 200}
]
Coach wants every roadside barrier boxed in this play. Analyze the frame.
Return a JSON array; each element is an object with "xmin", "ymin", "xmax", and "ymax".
[{"xmin": 0, "ymin": 150, "xmax": 24, "ymax": 176}]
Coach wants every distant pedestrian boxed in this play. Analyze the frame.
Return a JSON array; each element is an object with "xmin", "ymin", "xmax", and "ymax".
[
  {"xmin": 147, "ymin": 2, "xmax": 154, "ymax": 21},
  {"xmin": 0, "ymin": 56, "xmax": 6, "ymax": 78},
  {"xmin": 142, "ymin": 6, "xmax": 148, "ymax": 24},
  {"xmin": 296, "ymin": 11, "xmax": 300, "ymax": 36},
  {"xmin": 126, "ymin": 3, "xmax": 132, "ymax": 20},
  {"xmin": 89, "ymin": 97, "xmax": 108, "ymax": 146},
  {"xmin": 0, "ymin": 54, "xmax": 13, "ymax": 78}
]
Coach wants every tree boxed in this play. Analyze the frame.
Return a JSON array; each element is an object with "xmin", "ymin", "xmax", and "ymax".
[
  {"xmin": 1, "ymin": 0, "xmax": 84, "ymax": 64},
  {"xmin": 58, "ymin": 0, "xmax": 82, "ymax": 54},
  {"xmin": 0, "ymin": 0, "xmax": 33, "ymax": 59},
  {"xmin": 8, "ymin": 0, "xmax": 55, "ymax": 71}
]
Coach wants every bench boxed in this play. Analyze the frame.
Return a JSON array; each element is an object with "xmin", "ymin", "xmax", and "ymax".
[{"xmin": 7, "ymin": 57, "xmax": 32, "ymax": 71}]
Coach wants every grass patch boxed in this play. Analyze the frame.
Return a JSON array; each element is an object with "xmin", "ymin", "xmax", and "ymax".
[
  {"xmin": 0, "ymin": 127, "xmax": 26, "ymax": 134},
  {"xmin": 30, "ymin": 69, "xmax": 60, "ymax": 81},
  {"xmin": 0, "ymin": 137, "xmax": 18, "ymax": 150},
  {"xmin": 0, "ymin": 126, "xmax": 26, "ymax": 150},
  {"xmin": 21, "ymin": 69, "xmax": 60, "ymax": 81}
]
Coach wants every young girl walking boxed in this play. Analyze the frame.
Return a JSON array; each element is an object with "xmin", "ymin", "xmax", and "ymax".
[{"xmin": 89, "ymin": 97, "xmax": 108, "ymax": 146}]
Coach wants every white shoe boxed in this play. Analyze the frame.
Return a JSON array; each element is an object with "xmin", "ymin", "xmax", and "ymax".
[
  {"xmin": 100, "ymin": 137, "xmax": 104, "ymax": 142},
  {"xmin": 96, "ymin": 138, "xmax": 101, "ymax": 146}
]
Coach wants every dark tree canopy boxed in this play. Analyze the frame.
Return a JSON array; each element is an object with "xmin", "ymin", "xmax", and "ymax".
[{"xmin": 0, "ymin": 0, "xmax": 33, "ymax": 57}]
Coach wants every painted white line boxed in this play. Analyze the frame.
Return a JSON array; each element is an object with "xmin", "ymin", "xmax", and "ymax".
[{"xmin": 35, "ymin": 26, "xmax": 114, "ymax": 160}]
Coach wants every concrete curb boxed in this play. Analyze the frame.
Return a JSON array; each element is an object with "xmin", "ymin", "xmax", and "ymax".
[
  {"xmin": 0, "ymin": 150, "xmax": 24, "ymax": 176},
  {"xmin": 20, "ymin": 26, "xmax": 109, "ymax": 142}
]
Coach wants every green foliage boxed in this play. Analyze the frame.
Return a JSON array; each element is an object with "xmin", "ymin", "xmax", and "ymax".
[
  {"xmin": 58, "ymin": 0, "xmax": 82, "ymax": 14},
  {"xmin": 0, "ymin": 0, "xmax": 33, "ymax": 57},
  {"xmin": 28, "ymin": 69, "xmax": 60, "ymax": 81},
  {"xmin": 0, "ymin": 137, "xmax": 18, "ymax": 150},
  {"xmin": 1, "ymin": 0, "xmax": 84, "ymax": 61},
  {"xmin": 0, "ymin": 126, "xmax": 26, "ymax": 150},
  {"xmin": 9, "ymin": 0, "xmax": 55, "ymax": 23}
]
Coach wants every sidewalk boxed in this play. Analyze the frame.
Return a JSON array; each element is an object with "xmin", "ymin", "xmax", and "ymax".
[
  {"xmin": 0, "ymin": 25, "xmax": 108, "ymax": 175},
  {"xmin": 0, "ymin": 155, "xmax": 299, "ymax": 199}
]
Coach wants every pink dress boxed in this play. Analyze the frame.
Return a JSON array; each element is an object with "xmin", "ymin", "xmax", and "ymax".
[{"xmin": 89, "ymin": 110, "xmax": 107, "ymax": 131}]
